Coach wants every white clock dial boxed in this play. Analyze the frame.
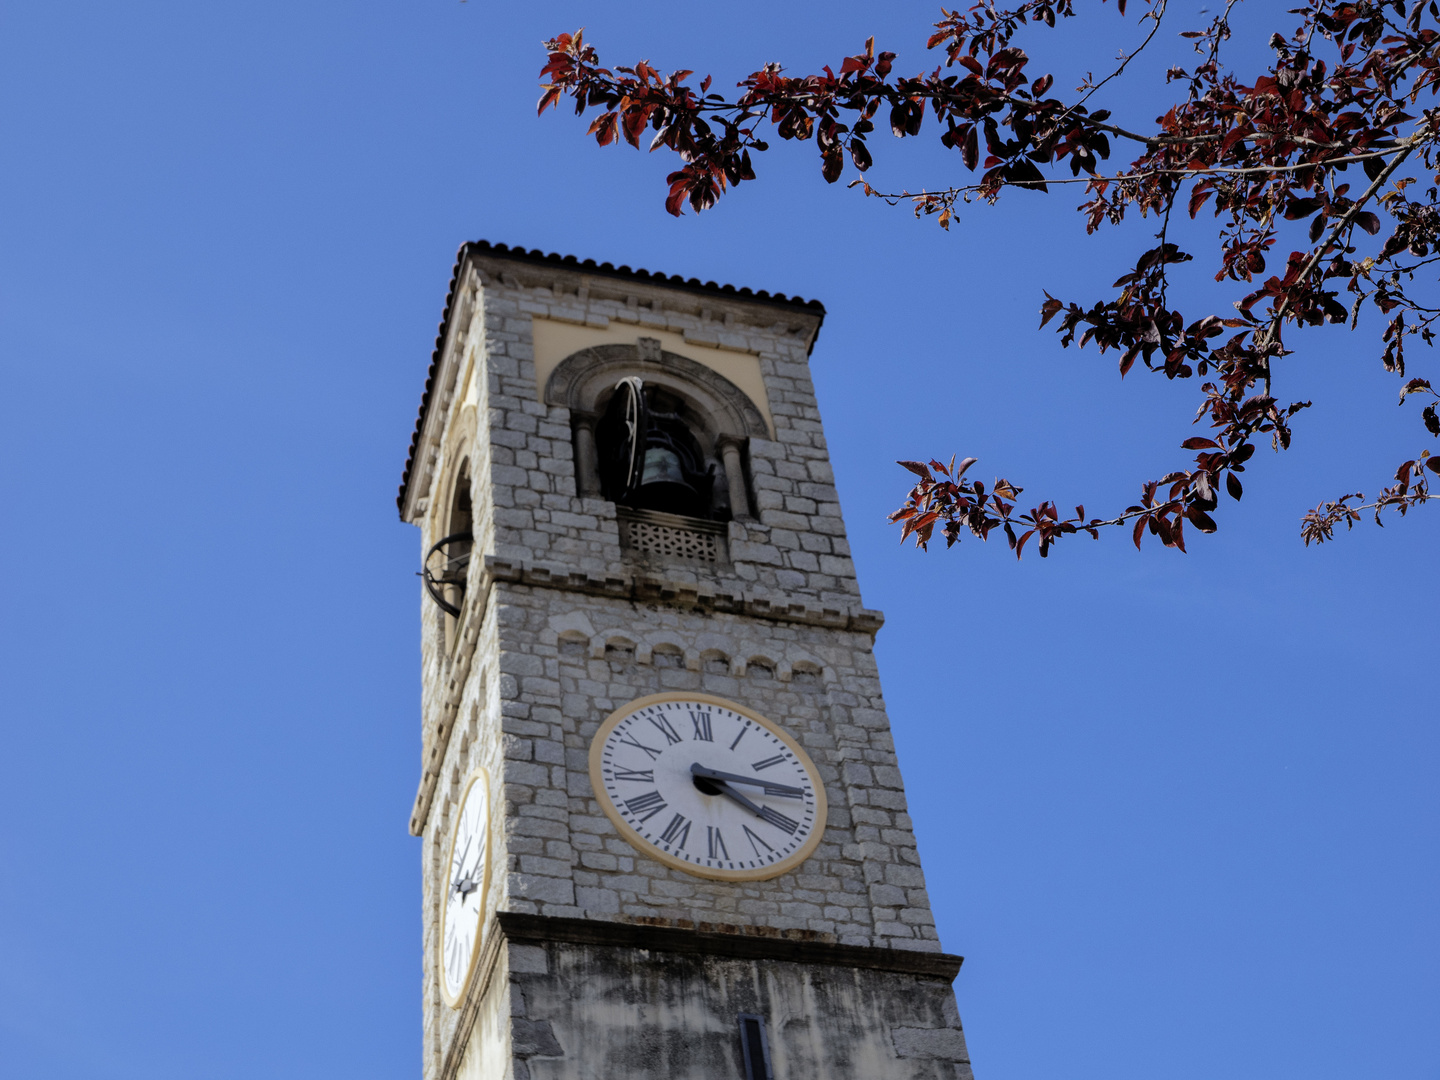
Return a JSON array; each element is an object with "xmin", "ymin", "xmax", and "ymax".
[
  {"xmin": 439, "ymin": 769, "xmax": 491, "ymax": 1006},
  {"xmin": 589, "ymin": 693, "xmax": 828, "ymax": 881}
]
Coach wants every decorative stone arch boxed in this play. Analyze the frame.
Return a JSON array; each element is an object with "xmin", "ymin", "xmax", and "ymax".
[
  {"xmin": 545, "ymin": 342, "xmax": 770, "ymax": 438},
  {"xmin": 592, "ymin": 633, "xmax": 638, "ymax": 663},
  {"xmin": 428, "ymin": 403, "xmax": 478, "ymax": 525},
  {"xmin": 744, "ymin": 654, "xmax": 779, "ymax": 680},
  {"xmin": 789, "ymin": 659, "xmax": 823, "ymax": 686},
  {"xmin": 544, "ymin": 341, "xmax": 768, "ymax": 518},
  {"xmin": 641, "ymin": 630, "xmax": 694, "ymax": 669},
  {"xmin": 698, "ymin": 647, "xmax": 732, "ymax": 675},
  {"xmin": 641, "ymin": 628, "xmax": 687, "ymax": 653},
  {"xmin": 556, "ymin": 629, "xmax": 589, "ymax": 658},
  {"xmin": 426, "ymin": 451, "xmax": 475, "ymax": 654},
  {"xmin": 649, "ymin": 643, "xmax": 685, "ymax": 669}
]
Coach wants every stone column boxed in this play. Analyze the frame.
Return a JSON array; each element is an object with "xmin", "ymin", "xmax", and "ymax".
[
  {"xmin": 719, "ymin": 437, "xmax": 750, "ymax": 519},
  {"xmin": 574, "ymin": 417, "xmax": 600, "ymax": 497}
]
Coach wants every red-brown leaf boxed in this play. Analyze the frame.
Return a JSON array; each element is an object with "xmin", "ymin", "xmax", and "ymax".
[{"xmin": 1185, "ymin": 505, "xmax": 1218, "ymax": 532}]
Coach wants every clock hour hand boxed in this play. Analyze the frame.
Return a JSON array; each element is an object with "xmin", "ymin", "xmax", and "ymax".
[
  {"xmin": 706, "ymin": 778, "xmax": 771, "ymax": 820},
  {"xmin": 690, "ymin": 763, "xmax": 804, "ymax": 797},
  {"xmin": 450, "ymin": 838, "xmax": 474, "ymax": 897}
]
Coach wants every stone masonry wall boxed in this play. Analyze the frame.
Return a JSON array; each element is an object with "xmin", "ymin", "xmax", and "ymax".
[
  {"xmin": 486, "ymin": 585, "xmax": 938, "ymax": 950},
  {"xmin": 458, "ymin": 932, "xmax": 971, "ymax": 1080}
]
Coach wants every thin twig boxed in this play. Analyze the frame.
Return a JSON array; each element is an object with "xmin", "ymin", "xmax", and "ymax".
[
  {"xmin": 1059, "ymin": 0, "xmax": 1169, "ymax": 126},
  {"xmin": 854, "ymin": 138, "xmax": 1428, "ymax": 204}
]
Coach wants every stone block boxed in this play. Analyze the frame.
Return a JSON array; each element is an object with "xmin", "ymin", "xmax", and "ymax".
[
  {"xmin": 506, "ymin": 761, "xmax": 551, "ymax": 787},
  {"xmin": 510, "ymin": 873, "xmax": 575, "ymax": 905},
  {"xmin": 574, "ymin": 886, "xmax": 621, "ymax": 913},
  {"xmin": 868, "ymin": 883, "xmax": 907, "ymax": 907},
  {"xmin": 891, "ymin": 1026, "xmax": 970, "ymax": 1062},
  {"xmin": 508, "ymin": 944, "xmax": 549, "ymax": 975},
  {"xmin": 884, "ymin": 864, "xmax": 926, "ymax": 888}
]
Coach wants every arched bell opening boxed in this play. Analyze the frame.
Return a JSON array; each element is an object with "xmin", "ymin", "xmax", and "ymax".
[
  {"xmin": 546, "ymin": 343, "xmax": 768, "ymax": 525},
  {"xmin": 424, "ymin": 459, "xmax": 473, "ymax": 650},
  {"xmin": 594, "ymin": 377, "xmax": 722, "ymax": 521}
]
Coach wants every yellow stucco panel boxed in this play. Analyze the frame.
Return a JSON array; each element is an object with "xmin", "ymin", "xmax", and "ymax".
[{"xmin": 530, "ymin": 318, "xmax": 774, "ymax": 437}]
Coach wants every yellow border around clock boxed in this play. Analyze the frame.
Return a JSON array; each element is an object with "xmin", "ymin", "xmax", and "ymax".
[
  {"xmin": 588, "ymin": 691, "xmax": 829, "ymax": 882},
  {"xmin": 438, "ymin": 766, "xmax": 492, "ymax": 1008}
]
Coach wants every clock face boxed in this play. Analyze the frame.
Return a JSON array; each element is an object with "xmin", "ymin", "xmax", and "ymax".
[
  {"xmin": 439, "ymin": 769, "xmax": 491, "ymax": 1006},
  {"xmin": 589, "ymin": 693, "xmax": 827, "ymax": 881}
]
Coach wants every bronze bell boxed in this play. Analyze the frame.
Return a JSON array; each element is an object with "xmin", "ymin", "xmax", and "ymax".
[
  {"xmin": 599, "ymin": 377, "xmax": 713, "ymax": 518},
  {"xmin": 641, "ymin": 445, "xmax": 686, "ymax": 486},
  {"xmin": 633, "ymin": 438, "xmax": 702, "ymax": 514}
]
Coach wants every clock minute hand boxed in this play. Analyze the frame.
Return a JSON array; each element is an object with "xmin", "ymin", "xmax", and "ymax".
[{"xmin": 690, "ymin": 763, "xmax": 804, "ymax": 797}]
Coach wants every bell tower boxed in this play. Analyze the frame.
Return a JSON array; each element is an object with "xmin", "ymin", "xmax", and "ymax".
[{"xmin": 398, "ymin": 242, "xmax": 974, "ymax": 1080}]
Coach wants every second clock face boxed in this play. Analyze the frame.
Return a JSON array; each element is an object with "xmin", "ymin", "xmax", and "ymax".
[
  {"xmin": 439, "ymin": 768, "xmax": 490, "ymax": 1006},
  {"xmin": 589, "ymin": 693, "xmax": 827, "ymax": 881}
]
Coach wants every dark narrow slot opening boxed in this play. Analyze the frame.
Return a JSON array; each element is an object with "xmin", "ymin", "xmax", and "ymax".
[{"xmin": 738, "ymin": 1014, "xmax": 772, "ymax": 1080}]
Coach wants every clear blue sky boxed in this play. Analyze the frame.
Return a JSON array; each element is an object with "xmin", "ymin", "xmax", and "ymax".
[{"xmin": 1, "ymin": 2, "xmax": 1435, "ymax": 1078}]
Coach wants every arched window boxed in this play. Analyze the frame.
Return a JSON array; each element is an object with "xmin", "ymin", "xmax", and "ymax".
[
  {"xmin": 545, "ymin": 341, "xmax": 770, "ymax": 528},
  {"xmin": 423, "ymin": 459, "xmax": 473, "ymax": 650}
]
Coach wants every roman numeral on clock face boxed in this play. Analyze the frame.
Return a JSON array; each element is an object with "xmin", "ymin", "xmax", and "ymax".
[
  {"xmin": 618, "ymin": 732, "xmax": 662, "ymax": 760},
  {"xmin": 624, "ymin": 791, "xmax": 667, "ymax": 822},
  {"xmin": 707, "ymin": 826, "xmax": 729, "ymax": 860},
  {"xmin": 658, "ymin": 813, "xmax": 691, "ymax": 849},
  {"xmin": 742, "ymin": 824, "xmax": 775, "ymax": 857},
  {"xmin": 648, "ymin": 715, "xmax": 683, "ymax": 745},
  {"xmin": 689, "ymin": 711, "xmax": 713, "ymax": 741},
  {"xmin": 751, "ymin": 754, "xmax": 787, "ymax": 771},
  {"xmin": 611, "ymin": 767, "xmax": 654, "ymax": 782},
  {"xmin": 445, "ymin": 934, "xmax": 465, "ymax": 981},
  {"xmin": 757, "ymin": 806, "xmax": 800, "ymax": 835}
]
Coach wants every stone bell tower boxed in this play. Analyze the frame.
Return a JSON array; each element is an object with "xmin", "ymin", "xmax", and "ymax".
[{"xmin": 397, "ymin": 241, "xmax": 973, "ymax": 1080}]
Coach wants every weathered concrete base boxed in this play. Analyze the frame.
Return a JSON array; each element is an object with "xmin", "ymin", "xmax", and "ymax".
[{"xmin": 452, "ymin": 914, "xmax": 973, "ymax": 1080}]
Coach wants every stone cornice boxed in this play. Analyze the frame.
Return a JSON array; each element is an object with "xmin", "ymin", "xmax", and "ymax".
[
  {"xmin": 484, "ymin": 555, "xmax": 883, "ymax": 633},
  {"xmin": 498, "ymin": 912, "xmax": 964, "ymax": 979}
]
